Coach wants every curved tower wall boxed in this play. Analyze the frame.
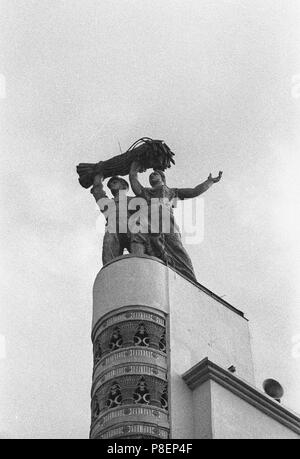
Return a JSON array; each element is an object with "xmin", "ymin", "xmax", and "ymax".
[{"xmin": 90, "ymin": 257, "xmax": 170, "ymax": 439}]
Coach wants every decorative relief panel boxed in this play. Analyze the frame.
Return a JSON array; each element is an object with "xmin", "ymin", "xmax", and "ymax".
[
  {"xmin": 93, "ymin": 308, "xmax": 166, "ymax": 337},
  {"xmin": 93, "ymin": 320, "xmax": 166, "ymax": 362},
  {"xmin": 91, "ymin": 374, "xmax": 167, "ymax": 416},
  {"xmin": 92, "ymin": 362, "xmax": 167, "ymax": 393},
  {"xmin": 90, "ymin": 306, "xmax": 169, "ymax": 439}
]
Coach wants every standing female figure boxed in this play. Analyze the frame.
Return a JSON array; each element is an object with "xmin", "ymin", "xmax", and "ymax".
[{"xmin": 129, "ymin": 162, "xmax": 222, "ymax": 282}]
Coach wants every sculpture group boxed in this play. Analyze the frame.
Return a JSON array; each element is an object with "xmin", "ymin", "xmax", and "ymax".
[{"xmin": 77, "ymin": 138, "xmax": 222, "ymax": 282}]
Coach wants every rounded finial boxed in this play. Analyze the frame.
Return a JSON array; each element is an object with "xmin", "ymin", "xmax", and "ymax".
[{"xmin": 263, "ymin": 379, "xmax": 284, "ymax": 402}]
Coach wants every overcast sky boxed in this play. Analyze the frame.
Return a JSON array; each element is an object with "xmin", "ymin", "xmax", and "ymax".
[{"xmin": 0, "ymin": 0, "xmax": 299, "ymax": 438}]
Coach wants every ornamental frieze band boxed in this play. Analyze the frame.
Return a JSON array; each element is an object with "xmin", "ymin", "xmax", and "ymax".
[{"xmin": 90, "ymin": 305, "xmax": 169, "ymax": 439}]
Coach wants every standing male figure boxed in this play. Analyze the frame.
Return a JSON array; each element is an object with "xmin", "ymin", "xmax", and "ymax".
[{"xmin": 91, "ymin": 174, "xmax": 133, "ymax": 265}]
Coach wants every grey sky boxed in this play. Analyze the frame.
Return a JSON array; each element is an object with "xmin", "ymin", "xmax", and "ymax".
[{"xmin": 0, "ymin": 0, "xmax": 299, "ymax": 438}]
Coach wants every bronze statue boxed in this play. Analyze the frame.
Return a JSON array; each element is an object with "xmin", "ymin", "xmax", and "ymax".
[
  {"xmin": 90, "ymin": 174, "xmax": 133, "ymax": 265},
  {"xmin": 78, "ymin": 137, "xmax": 222, "ymax": 282}
]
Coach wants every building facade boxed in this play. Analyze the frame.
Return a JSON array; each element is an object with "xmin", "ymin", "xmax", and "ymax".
[{"xmin": 90, "ymin": 255, "xmax": 300, "ymax": 439}]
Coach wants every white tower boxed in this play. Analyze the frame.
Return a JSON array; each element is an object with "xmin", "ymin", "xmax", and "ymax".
[{"xmin": 90, "ymin": 255, "xmax": 300, "ymax": 439}]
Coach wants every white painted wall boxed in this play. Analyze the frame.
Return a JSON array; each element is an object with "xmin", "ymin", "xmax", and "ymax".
[
  {"xmin": 167, "ymin": 266, "xmax": 255, "ymax": 437},
  {"xmin": 210, "ymin": 381, "xmax": 299, "ymax": 439}
]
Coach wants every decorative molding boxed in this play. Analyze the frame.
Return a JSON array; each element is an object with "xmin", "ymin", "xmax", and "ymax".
[
  {"xmin": 183, "ymin": 358, "xmax": 300, "ymax": 435},
  {"xmin": 92, "ymin": 306, "xmax": 166, "ymax": 341},
  {"xmin": 93, "ymin": 422, "xmax": 169, "ymax": 439},
  {"xmin": 93, "ymin": 347, "xmax": 167, "ymax": 375},
  {"xmin": 90, "ymin": 405, "xmax": 169, "ymax": 437}
]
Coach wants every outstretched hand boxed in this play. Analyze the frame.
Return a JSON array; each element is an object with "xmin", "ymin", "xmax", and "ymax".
[{"xmin": 208, "ymin": 171, "xmax": 223, "ymax": 183}]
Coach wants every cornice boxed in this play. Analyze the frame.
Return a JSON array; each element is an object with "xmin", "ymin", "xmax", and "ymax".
[{"xmin": 182, "ymin": 358, "xmax": 300, "ymax": 436}]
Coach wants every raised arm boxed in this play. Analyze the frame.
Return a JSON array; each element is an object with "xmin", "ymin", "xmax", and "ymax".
[
  {"xmin": 177, "ymin": 172, "xmax": 223, "ymax": 200},
  {"xmin": 129, "ymin": 161, "xmax": 145, "ymax": 196},
  {"xmin": 90, "ymin": 174, "xmax": 107, "ymax": 202}
]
